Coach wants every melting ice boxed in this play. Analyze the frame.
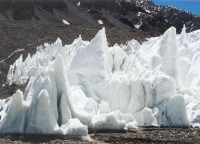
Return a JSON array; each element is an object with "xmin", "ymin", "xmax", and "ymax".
[{"xmin": 1, "ymin": 26, "xmax": 200, "ymax": 136}]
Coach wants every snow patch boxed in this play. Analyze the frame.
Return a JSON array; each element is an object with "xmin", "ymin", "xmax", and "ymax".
[
  {"xmin": 62, "ymin": 19, "xmax": 70, "ymax": 25},
  {"xmin": 98, "ymin": 20, "xmax": 103, "ymax": 25},
  {"xmin": 77, "ymin": 2, "xmax": 80, "ymax": 6}
]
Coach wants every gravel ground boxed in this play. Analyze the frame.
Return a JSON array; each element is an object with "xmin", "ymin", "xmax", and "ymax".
[{"xmin": 0, "ymin": 128, "xmax": 200, "ymax": 143}]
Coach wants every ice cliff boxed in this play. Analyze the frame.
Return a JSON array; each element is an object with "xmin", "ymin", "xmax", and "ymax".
[{"xmin": 1, "ymin": 26, "xmax": 200, "ymax": 136}]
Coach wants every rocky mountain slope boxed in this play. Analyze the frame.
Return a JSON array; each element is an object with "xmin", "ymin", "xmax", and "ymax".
[{"xmin": 0, "ymin": 0, "xmax": 200, "ymax": 33}]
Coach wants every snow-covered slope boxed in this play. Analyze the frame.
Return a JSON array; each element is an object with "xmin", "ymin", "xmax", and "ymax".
[{"xmin": 1, "ymin": 26, "xmax": 200, "ymax": 136}]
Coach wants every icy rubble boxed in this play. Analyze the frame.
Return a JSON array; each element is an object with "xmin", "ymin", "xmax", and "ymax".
[{"xmin": 1, "ymin": 26, "xmax": 200, "ymax": 136}]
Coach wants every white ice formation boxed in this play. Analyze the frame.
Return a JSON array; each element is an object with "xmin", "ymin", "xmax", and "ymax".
[{"xmin": 1, "ymin": 26, "xmax": 200, "ymax": 136}]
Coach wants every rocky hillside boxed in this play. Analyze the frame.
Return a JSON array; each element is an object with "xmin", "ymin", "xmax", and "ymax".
[{"xmin": 0, "ymin": 0, "xmax": 200, "ymax": 33}]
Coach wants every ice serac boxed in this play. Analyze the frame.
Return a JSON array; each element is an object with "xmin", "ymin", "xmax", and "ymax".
[
  {"xmin": 134, "ymin": 107, "xmax": 158, "ymax": 126},
  {"xmin": 25, "ymin": 89, "xmax": 59, "ymax": 134},
  {"xmin": 186, "ymin": 99, "xmax": 200, "ymax": 127},
  {"xmin": 108, "ymin": 44, "xmax": 128, "ymax": 72},
  {"xmin": 53, "ymin": 55, "xmax": 75, "ymax": 118},
  {"xmin": 178, "ymin": 24, "xmax": 188, "ymax": 45},
  {"xmin": 0, "ymin": 90, "xmax": 27, "ymax": 133},
  {"xmin": 0, "ymin": 55, "xmax": 89, "ymax": 135},
  {"xmin": 3, "ymin": 26, "xmax": 200, "ymax": 136},
  {"xmin": 155, "ymin": 96, "xmax": 189, "ymax": 127},
  {"xmin": 152, "ymin": 27, "xmax": 181, "ymax": 87},
  {"xmin": 68, "ymin": 28, "xmax": 110, "ymax": 86},
  {"xmin": 163, "ymin": 96, "xmax": 188, "ymax": 127}
]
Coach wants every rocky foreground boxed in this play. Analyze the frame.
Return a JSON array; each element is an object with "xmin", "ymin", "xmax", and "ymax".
[{"xmin": 0, "ymin": 128, "xmax": 200, "ymax": 143}]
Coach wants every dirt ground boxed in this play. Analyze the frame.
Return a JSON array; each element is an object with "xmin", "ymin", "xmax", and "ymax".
[{"xmin": 0, "ymin": 127, "xmax": 199, "ymax": 143}]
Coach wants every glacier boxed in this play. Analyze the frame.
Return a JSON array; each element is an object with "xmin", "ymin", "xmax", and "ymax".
[{"xmin": 1, "ymin": 26, "xmax": 200, "ymax": 136}]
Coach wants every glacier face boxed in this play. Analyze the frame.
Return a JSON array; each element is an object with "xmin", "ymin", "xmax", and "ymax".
[{"xmin": 1, "ymin": 26, "xmax": 200, "ymax": 136}]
